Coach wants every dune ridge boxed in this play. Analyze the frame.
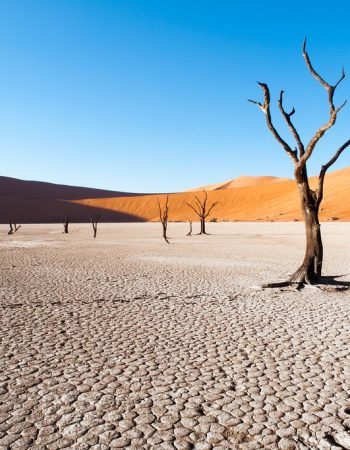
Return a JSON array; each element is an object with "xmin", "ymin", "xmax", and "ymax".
[
  {"xmin": 188, "ymin": 175, "xmax": 291, "ymax": 191},
  {"xmin": 1, "ymin": 167, "xmax": 350, "ymax": 223}
]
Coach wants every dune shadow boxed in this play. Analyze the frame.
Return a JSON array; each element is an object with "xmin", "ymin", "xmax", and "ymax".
[
  {"xmin": 0, "ymin": 197, "xmax": 145, "ymax": 223},
  {"xmin": 0, "ymin": 176, "xmax": 149, "ymax": 223}
]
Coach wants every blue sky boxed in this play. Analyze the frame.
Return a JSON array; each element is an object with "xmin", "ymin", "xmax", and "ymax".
[{"xmin": 1, "ymin": 0, "xmax": 350, "ymax": 192}]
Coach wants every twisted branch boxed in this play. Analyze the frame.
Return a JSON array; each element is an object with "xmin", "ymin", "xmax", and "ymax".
[
  {"xmin": 299, "ymin": 38, "xmax": 347, "ymax": 167},
  {"xmin": 316, "ymin": 138, "xmax": 350, "ymax": 207},
  {"xmin": 249, "ymin": 83, "xmax": 298, "ymax": 164},
  {"xmin": 278, "ymin": 91, "xmax": 304, "ymax": 158}
]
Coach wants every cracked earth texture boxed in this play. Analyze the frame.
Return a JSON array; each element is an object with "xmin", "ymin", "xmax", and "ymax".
[{"xmin": 1, "ymin": 223, "xmax": 350, "ymax": 450}]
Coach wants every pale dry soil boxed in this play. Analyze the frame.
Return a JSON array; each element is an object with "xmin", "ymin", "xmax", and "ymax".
[{"xmin": 1, "ymin": 223, "xmax": 350, "ymax": 450}]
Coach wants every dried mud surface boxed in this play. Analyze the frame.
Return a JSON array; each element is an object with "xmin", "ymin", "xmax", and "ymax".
[{"xmin": 1, "ymin": 223, "xmax": 350, "ymax": 450}]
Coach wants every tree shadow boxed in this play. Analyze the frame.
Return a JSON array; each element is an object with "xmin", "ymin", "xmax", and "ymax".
[
  {"xmin": 317, "ymin": 274, "xmax": 350, "ymax": 289},
  {"xmin": 262, "ymin": 273, "xmax": 350, "ymax": 291}
]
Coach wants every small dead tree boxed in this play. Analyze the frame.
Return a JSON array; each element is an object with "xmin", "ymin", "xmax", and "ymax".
[
  {"xmin": 249, "ymin": 39, "xmax": 350, "ymax": 288},
  {"xmin": 63, "ymin": 215, "xmax": 69, "ymax": 234},
  {"xmin": 186, "ymin": 220, "xmax": 193, "ymax": 236},
  {"xmin": 187, "ymin": 189, "xmax": 219, "ymax": 235},
  {"xmin": 8, "ymin": 221, "xmax": 21, "ymax": 235},
  {"xmin": 157, "ymin": 195, "xmax": 170, "ymax": 244},
  {"xmin": 91, "ymin": 215, "xmax": 100, "ymax": 238}
]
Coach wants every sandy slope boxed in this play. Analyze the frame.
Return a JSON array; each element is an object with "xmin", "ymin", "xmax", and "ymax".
[
  {"xmin": 1, "ymin": 222, "xmax": 350, "ymax": 449},
  {"xmin": 72, "ymin": 167, "xmax": 350, "ymax": 222},
  {"xmin": 1, "ymin": 167, "xmax": 350, "ymax": 223}
]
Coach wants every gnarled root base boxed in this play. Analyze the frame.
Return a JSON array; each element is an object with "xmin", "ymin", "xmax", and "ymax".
[
  {"xmin": 262, "ymin": 280, "xmax": 349, "ymax": 291},
  {"xmin": 262, "ymin": 268, "xmax": 350, "ymax": 292}
]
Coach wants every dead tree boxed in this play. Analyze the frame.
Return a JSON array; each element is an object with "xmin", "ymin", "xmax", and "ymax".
[
  {"xmin": 187, "ymin": 189, "xmax": 219, "ymax": 235},
  {"xmin": 91, "ymin": 215, "xmax": 100, "ymax": 238},
  {"xmin": 249, "ymin": 39, "xmax": 350, "ymax": 288},
  {"xmin": 63, "ymin": 215, "xmax": 69, "ymax": 234},
  {"xmin": 186, "ymin": 220, "xmax": 193, "ymax": 236},
  {"xmin": 157, "ymin": 195, "xmax": 170, "ymax": 243},
  {"xmin": 8, "ymin": 221, "xmax": 21, "ymax": 235}
]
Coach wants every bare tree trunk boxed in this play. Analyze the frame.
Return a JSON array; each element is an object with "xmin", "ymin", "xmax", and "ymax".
[
  {"xmin": 290, "ymin": 179, "xmax": 323, "ymax": 284},
  {"xmin": 92, "ymin": 221, "xmax": 97, "ymax": 238},
  {"xmin": 91, "ymin": 216, "xmax": 100, "ymax": 238},
  {"xmin": 158, "ymin": 196, "xmax": 170, "ymax": 244},
  {"xmin": 8, "ymin": 221, "xmax": 13, "ymax": 235},
  {"xmin": 63, "ymin": 216, "xmax": 69, "ymax": 234},
  {"xmin": 186, "ymin": 221, "xmax": 192, "ymax": 236},
  {"xmin": 200, "ymin": 217, "xmax": 206, "ymax": 235},
  {"xmin": 8, "ymin": 221, "xmax": 21, "ymax": 234},
  {"xmin": 162, "ymin": 222, "xmax": 169, "ymax": 243}
]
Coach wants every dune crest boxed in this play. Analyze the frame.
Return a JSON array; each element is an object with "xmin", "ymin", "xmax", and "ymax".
[{"xmin": 188, "ymin": 175, "xmax": 291, "ymax": 191}]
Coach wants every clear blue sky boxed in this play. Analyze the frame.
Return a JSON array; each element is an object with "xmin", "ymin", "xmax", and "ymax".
[{"xmin": 1, "ymin": 0, "xmax": 350, "ymax": 193}]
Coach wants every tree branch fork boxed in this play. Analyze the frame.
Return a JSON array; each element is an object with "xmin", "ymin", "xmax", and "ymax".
[{"xmin": 248, "ymin": 38, "xmax": 350, "ymax": 208}]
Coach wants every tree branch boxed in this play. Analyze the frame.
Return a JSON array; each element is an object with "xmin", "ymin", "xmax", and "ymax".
[
  {"xmin": 302, "ymin": 38, "xmax": 331, "ymax": 91},
  {"xmin": 205, "ymin": 201, "xmax": 220, "ymax": 217},
  {"xmin": 187, "ymin": 202, "xmax": 201, "ymax": 217},
  {"xmin": 300, "ymin": 38, "xmax": 347, "ymax": 168},
  {"xmin": 278, "ymin": 90, "xmax": 303, "ymax": 159},
  {"xmin": 316, "ymin": 138, "xmax": 350, "ymax": 207},
  {"xmin": 250, "ymin": 82, "xmax": 298, "ymax": 164},
  {"xmin": 157, "ymin": 198, "xmax": 162, "ymax": 222}
]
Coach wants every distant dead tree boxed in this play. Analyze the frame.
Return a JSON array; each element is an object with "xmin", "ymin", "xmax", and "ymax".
[
  {"xmin": 157, "ymin": 195, "xmax": 170, "ymax": 243},
  {"xmin": 8, "ymin": 221, "xmax": 21, "ymax": 235},
  {"xmin": 63, "ymin": 215, "xmax": 69, "ymax": 234},
  {"xmin": 187, "ymin": 189, "xmax": 220, "ymax": 235},
  {"xmin": 186, "ymin": 220, "xmax": 192, "ymax": 236},
  {"xmin": 249, "ymin": 39, "xmax": 350, "ymax": 288},
  {"xmin": 91, "ymin": 215, "xmax": 100, "ymax": 238}
]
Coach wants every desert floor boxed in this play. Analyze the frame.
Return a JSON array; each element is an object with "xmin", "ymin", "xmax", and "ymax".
[{"xmin": 1, "ymin": 222, "xmax": 350, "ymax": 450}]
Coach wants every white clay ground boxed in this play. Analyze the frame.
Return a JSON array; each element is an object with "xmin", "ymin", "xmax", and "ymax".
[{"xmin": 1, "ymin": 222, "xmax": 350, "ymax": 450}]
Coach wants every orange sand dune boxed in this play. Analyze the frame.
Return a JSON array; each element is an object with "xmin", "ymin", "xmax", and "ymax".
[
  {"xmin": 1, "ymin": 167, "xmax": 350, "ymax": 223},
  {"xmin": 72, "ymin": 167, "xmax": 350, "ymax": 222}
]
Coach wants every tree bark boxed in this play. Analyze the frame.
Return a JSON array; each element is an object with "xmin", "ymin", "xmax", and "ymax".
[
  {"xmin": 8, "ymin": 222, "xmax": 21, "ymax": 234},
  {"xmin": 200, "ymin": 218, "xmax": 206, "ymax": 235},
  {"xmin": 91, "ymin": 216, "xmax": 99, "ymax": 238},
  {"xmin": 290, "ymin": 179, "xmax": 323, "ymax": 284},
  {"xmin": 158, "ymin": 196, "xmax": 170, "ymax": 243},
  {"xmin": 63, "ymin": 216, "xmax": 69, "ymax": 234},
  {"xmin": 186, "ymin": 221, "xmax": 192, "ymax": 236},
  {"xmin": 162, "ymin": 222, "xmax": 169, "ymax": 243},
  {"xmin": 8, "ymin": 221, "xmax": 13, "ymax": 235}
]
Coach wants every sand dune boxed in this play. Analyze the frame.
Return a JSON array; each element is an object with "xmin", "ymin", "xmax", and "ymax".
[
  {"xmin": 1, "ymin": 167, "xmax": 350, "ymax": 223},
  {"xmin": 72, "ymin": 166, "xmax": 350, "ymax": 222}
]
